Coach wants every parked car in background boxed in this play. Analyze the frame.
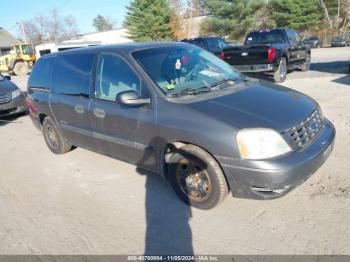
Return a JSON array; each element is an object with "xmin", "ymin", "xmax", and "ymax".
[
  {"xmin": 27, "ymin": 43, "xmax": 335, "ymax": 209},
  {"xmin": 0, "ymin": 74, "xmax": 27, "ymax": 117},
  {"xmin": 304, "ymin": 36, "xmax": 323, "ymax": 48},
  {"xmin": 331, "ymin": 36, "xmax": 348, "ymax": 47},
  {"xmin": 181, "ymin": 36, "xmax": 230, "ymax": 58},
  {"xmin": 222, "ymin": 28, "xmax": 311, "ymax": 83}
]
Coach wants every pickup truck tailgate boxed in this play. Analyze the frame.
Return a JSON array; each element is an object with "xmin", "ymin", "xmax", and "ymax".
[{"xmin": 223, "ymin": 45, "xmax": 271, "ymax": 65}]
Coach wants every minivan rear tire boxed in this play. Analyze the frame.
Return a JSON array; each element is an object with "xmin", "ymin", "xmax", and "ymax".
[
  {"xmin": 168, "ymin": 144, "xmax": 229, "ymax": 209},
  {"xmin": 42, "ymin": 117, "xmax": 72, "ymax": 154}
]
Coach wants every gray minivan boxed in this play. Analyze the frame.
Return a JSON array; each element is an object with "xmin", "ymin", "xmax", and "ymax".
[{"xmin": 27, "ymin": 43, "xmax": 335, "ymax": 209}]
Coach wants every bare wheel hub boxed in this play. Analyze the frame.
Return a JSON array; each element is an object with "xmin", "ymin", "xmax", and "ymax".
[
  {"xmin": 176, "ymin": 158, "xmax": 212, "ymax": 202},
  {"xmin": 45, "ymin": 125, "xmax": 59, "ymax": 150}
]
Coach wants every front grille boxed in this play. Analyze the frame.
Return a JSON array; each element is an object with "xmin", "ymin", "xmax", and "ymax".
[
  {"xmin": 0, "ymin": 93, "xmax": 11, "ymax": 104},
  {"xmin": 286, "ymin": 110, "xmax": 324, "ymax": 149}
]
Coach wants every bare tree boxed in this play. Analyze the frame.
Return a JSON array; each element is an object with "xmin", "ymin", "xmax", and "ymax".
[
  {"xmin": 92, "ymin": 15, "xmax": 115, "ymax": 32},
  {"xmin": 169, "ymin": 0, "xmax": 186, "ymax": 39},
  {"xmin": 169, "ymin": 0, "xmax": 205, "ymax": 39},
  {"xmin": 318, "ymin": 0, "xmax": 333, "ymax": 30},
  {"xmin": 62, "ymin": 15, "xmax": 79, "ymax": 39},
  {"xmin": 21, "ymin": 9, "xmax": 79, "ymax": 45},
  {"xmin": 318, "ymin": 0, "xmax": 350, "ymax": 35}
]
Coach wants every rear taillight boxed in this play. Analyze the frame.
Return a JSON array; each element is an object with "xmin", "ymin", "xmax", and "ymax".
[
  {"xmin": 267, "ymin": 47, "xmax": 276, "ymax": 61},
  {"xmin": 219, "ymin": 51, "xmax": 225, "ymax": 60},
  {"xmin": 26, "ymin": 96, "xmax": 37, "ymax": 114}
]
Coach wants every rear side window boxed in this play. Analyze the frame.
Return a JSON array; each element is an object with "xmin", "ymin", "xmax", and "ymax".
[
  {"xmin": 28, "ymin": 56, "xmax": 54, "ymax": 90},
  {"xmin": 52, "ymin": 53, "xmax": 94, "ymax": 96}
]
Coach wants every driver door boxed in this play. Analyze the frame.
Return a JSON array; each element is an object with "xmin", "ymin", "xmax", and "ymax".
[{"xmin": 90, "ymin": 53, "xmax": 155, "ymax": 164}]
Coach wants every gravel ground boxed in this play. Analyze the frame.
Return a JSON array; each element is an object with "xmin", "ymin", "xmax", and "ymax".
[{"xmin": 0, "ymin": 47, "xmax": 349, "ymax": 255}]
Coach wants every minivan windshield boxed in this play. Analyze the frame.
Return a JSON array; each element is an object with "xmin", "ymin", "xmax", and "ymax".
[
  {"xmin": 0, "ymin": 74, "xmax": 4, "ymax": 81},
  {"xmin": 132, "ymin": 46, "xmax": 243, "ymax": 96}
]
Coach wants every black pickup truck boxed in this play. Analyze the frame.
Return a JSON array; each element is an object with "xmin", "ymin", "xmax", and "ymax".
[
  {"xmin": 222, "ymin": 28, "xmax": 311, "ymax": 82},
  {"xmin": 181, "ymin": 36, "xmax": 230, "ymax": 57}
]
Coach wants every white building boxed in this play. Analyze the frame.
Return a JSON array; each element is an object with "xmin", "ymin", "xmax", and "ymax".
[
  {"xmin": 69, "ymin": 28, "xmax": 132, "ymax": 44},
  {"xmin": 35, "ymin": 28, "xmax": 132, "ymax": 58}
]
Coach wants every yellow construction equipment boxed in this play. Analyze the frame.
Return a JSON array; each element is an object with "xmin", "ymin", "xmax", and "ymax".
[{"xmin": 0, "ymin": 43, "xmax": 36, "ymax": 76}]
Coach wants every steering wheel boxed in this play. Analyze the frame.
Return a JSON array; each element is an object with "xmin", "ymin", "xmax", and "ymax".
[{"xmin": 184, "ymin": 64, "xmax": 200, "ymax": 83}]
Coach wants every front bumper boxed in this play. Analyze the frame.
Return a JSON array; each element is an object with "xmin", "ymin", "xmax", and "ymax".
[
  {"xmin": 217, "ymin": 119, "xmax": 336, "ymax": 200},
  {"xmin": 233, "ymin": 64, "xmax": 275, "ymax": 73},
  {"xmin": 0, "ymin": 94, "xmax": 27, "ymax": 117},
  {"xmin": 331, "ymin": 43, "xmax": 346, "ymax": 47}
]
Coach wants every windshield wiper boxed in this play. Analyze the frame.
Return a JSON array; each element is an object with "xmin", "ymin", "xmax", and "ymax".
[
  {"xmin": 208, "ymin": 78, "xmax": 240, "ymax": 91},
  {"xmin": 166, "ymin": 87, "xmax": 212, "ymax": 98}
]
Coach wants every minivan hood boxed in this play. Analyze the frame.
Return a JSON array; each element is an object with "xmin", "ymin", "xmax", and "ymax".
[
  {"xmin": 0, "ymin": 79, "xmax": 18, "ymax": 93},
  {"xmin": 188, "ymin": 80, "xmax": 317, "ymax": 131}
]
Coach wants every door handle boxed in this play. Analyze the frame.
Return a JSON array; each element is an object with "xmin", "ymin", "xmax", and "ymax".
[
  {"xmin": 74, "ymin": 104, "xmax": 85, "ymax": 114},
  {"xmin": 93, "ymin": 108, "xmax": 106, "ymax": 118}
]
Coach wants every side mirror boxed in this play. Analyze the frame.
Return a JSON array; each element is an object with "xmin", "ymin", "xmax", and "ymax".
[
  {"xmin": 116, "ymin": 90, "xmax": 150, "ymax": 106},
  {"xmin": 4, "ymin": 75, "xmax": 11, "ymax": 80}
]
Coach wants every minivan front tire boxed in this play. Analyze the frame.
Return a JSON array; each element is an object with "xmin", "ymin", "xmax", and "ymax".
[
  {"xmin": 42, "ymin": 117, "xmax": 72, "ymax": 154},
  {"xmin": 168, "ymin": 145, "xmax": 229, "ymax": 209}
]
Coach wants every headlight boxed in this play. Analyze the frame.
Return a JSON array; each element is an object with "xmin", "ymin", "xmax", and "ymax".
[
  {"xmin": 11, "ymin": 89, "xmax": 22, "ymax": 99},
  {"xmin": 236, "ymin": 128, "xmax": 292, "ymax": 160}
]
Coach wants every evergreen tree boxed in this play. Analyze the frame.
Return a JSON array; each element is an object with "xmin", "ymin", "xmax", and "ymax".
[
  {"xmin": 93, "ymin": 15, "xmax": 114, "ymax": 32},
  {"xmin": 123, "ymin": 0, "xmax": 172, "ymax": 41},
  {"xmin": 202, "ymin": 0, "xmax": 266, "ymax": 39},
  {"xmin": 269, "ymin": 0, "xmax": 322, "ymax": 31}
]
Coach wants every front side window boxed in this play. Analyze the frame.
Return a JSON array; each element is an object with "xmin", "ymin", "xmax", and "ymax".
[
  {"xmin": 132, "ymin": 46, "xmax": 242, "ymax": 96},
  {"xmin": 293, "ymin": 31, "xmax": 303, "ymax": 45},
  {"xmin": 95, "ymin": 54, "xmax": 140, "ymax": 101}
]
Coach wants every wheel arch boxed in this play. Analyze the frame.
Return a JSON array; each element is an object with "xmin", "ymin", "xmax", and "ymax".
[
  {"xmin": 161, "ymin": 140, "xmax": 230, "ymax": 191},
  {"xmin": 281, "ymin": 52, "xmax": 288, "ymax": 63},
  {"xmin": 39, "ymin": 113, "xmax": 48, "ymax": 126}
]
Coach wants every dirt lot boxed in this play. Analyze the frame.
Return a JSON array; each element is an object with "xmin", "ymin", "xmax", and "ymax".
[{"xmin": 1, "ymin": 47, "xmax": 350, "ymax": 255}]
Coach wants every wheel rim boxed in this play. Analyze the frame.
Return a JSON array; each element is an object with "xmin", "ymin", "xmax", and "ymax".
[
  {"xmin": 175, "ymin": 158, "xmax": 212, "ymax": 202},
  {"xmin": 45, "ymin": 124, "xmax": 59, "ymax": 150},
  {"xmin": 280, "ymin": 60, "xmax": 286, "ymax": 79}
]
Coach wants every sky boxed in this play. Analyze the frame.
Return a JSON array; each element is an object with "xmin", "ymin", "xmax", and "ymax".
[{"xmin": 1, "ymin": 0, "xmax": 131, "ymax": 37}]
